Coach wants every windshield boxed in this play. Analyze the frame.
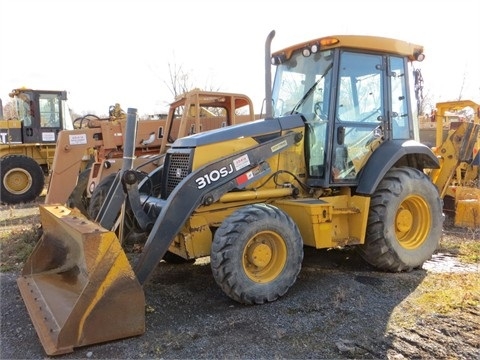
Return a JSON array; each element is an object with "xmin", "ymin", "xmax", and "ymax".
[
  {"xmin": 14, "ymin": 94, "xmax": 33, "ymax": 126},
  {"xmin": 271, "ymin": 49, "xmax": 334, "ymax": 121}
]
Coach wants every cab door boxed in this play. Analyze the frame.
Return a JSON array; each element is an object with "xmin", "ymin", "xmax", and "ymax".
[{"xmin": 331, "ymin": 51, "xmax": 387, "ymax": 183}]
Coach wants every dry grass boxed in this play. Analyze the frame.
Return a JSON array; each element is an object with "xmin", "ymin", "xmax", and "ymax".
[
  {"xmin": 389, "ymin": 271, "xmax": 480, "ymax": 331},
  {"xmin": 0, "ymin": 225, "xmax": 41, "ymax": 272},
  {"xmin": 388, "ymin": 227, "xmax": 480, "ymax": 329},
  {"xmin": 415, "ymin": 273, "xmax": 480, "ymax": 313},
  {"xmin": 0, "ymin": 204, "xmax": 42, "ymax": 272},
  {"xmin": 439, "ymin": 232, "xmax": 480, "ymax": 263}
]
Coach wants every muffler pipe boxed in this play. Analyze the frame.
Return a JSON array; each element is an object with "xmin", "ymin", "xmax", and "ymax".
[{"xmin": 264, "ymin": 30, "xmax": 275, "ymax": 119}]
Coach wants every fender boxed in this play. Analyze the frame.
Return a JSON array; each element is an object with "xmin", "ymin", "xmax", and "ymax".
[{"xmin": 356, "ymin": 140, "xmax": 439, "ymax": 195}]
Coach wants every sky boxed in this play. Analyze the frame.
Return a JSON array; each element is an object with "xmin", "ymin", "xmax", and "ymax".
[{"xmin": 1, "ymin": 0, "xmax": 479, "ymax": 117}]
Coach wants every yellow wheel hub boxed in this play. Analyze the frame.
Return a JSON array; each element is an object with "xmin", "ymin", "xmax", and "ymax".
[
  {"xmin": 396, "ymin": 208, "xmax": 413, "ymax": 233},
  {"xmin": 247, "ymin": 243, "xmax": 272, "ymax": 268},
  {"xmin": 4, "ymin": 169, "xmax": 32, "ymax": 194},
  {"xmin": 395, "ymin": 195, "xmax": 431, "ymax": 249},
  {"xmin": 243, "ymin": 231, "xmax": 287, "ymax": 283}
]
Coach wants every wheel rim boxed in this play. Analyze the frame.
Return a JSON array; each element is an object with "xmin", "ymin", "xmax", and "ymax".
[
  {"xmin": 242, "ymin": 231, "xmax": 287, "ymax": 283},
  {"xmin": 395, "ymin": 194, "xmax": 431, "ymax": 249},
  {"xmin": 4, "ymin": 168, "xmax": 32, "ymax": 195}
]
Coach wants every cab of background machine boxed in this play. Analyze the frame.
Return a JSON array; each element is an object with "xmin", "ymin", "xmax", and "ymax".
[{"xmin": 7, "ymin": 88, "xmax": 71, "ymax": 144}]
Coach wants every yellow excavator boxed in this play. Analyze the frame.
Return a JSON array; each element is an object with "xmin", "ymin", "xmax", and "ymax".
[{"xmin": 17, "ymin": 31, "xmax": 479, "ymax": 356}]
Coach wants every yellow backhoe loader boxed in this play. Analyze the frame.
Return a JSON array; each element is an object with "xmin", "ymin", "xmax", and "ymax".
[{"xmin": 18, "ymin": 31, "xmax": 477, "ymax": 356}]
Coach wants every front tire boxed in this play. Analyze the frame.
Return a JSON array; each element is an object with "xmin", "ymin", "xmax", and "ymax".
[
  {"xmin": 88, "ymin": 172, "xmax": 185, "ymax": 263},
  {"xmin": 210, "ymin": 203, "xmax": 304, "ymax": 305},
  {"xmin": 67, "ymin": 168, "xmax": 91, "ymax": 217},
  {"xmin": 0, "ymin": 155, "xmax": 44, "ymax": 204},
  {"xmin": 358, "ymin": 167, "xmax": 443, "ymax": 272}
]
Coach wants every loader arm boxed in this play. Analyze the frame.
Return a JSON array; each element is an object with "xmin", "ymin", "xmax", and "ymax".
[
  {"xmin": 45, "ymin": 111, "xmax": 140, "ymax": 206},
  {"xmin": 134, "ymin": 129, "xmax": 303, "ymax": 284},
  {"xmin": 45, "ymin": 127, "xmax": 107, "ymax": 204}
]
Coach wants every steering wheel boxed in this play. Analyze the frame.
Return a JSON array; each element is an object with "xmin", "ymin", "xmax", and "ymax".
[
  {"xmin": 360, "ymin": 108, "xmax": 382, "ymax": 122},
  {"xmin": 314, "ymin": 101, "xmax": 327, "ymax": 120}
]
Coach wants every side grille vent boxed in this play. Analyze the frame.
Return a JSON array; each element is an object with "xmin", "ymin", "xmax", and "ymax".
[{"xmin": 164, "ymin": 150, "xmax": 192, "ymax": 197}]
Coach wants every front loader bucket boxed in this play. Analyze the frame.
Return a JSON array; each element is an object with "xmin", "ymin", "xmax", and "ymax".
[{"xmin": 17, "ymin": 204, "xmax": 145, "ymax": 356}]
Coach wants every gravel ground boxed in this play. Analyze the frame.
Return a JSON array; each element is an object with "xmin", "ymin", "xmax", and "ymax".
[{"xmin": 1, "ymin": 202, "xmax": 479, "ymax": 359}]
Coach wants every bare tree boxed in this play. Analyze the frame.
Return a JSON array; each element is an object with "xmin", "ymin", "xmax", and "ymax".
[
  {"xmin": 456, "ymin": 70, "xmax": 467, "ymax": 101},
  {"xmin": 2, "ymin": 100, "xmax": 17, "ymax": 120},
  {"xmin": 165, "ymin": 62, "xmax": 195, "ymax": 99},
  {"xmin": 419, "ymin": 88, "xmax": 435, "ymax": 116},
  {"xmin": 163, "ymin": 59, "xmax": 221, "ymax": 99}
]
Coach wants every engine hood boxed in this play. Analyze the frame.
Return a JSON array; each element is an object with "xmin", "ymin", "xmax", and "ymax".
[{"xmin": 171, "ymin": 114, "xmax": 305, "ymax": 148}]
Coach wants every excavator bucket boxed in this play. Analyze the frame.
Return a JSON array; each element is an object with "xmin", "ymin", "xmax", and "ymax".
[{"xmin": 17, "ymin": 204, "xmax": 145, "ymax": 356}]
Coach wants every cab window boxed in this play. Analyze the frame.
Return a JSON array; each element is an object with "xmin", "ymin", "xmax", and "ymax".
[{"xmin": 39, "ymin": 94, "xmax": 61, "ymax": 128}]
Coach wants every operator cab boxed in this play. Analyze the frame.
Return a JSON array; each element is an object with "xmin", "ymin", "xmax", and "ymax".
[
  {"xmin": 9, "ymin": 89, "xmax": 69, "ymax": 143},
  {"xmin": 271, "ymin": 36, "xmax": 420, "ymax": 188}
]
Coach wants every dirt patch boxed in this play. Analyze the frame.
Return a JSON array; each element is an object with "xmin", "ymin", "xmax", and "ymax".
[{"xmin": 1, "ymin": 200, "xmax": 479, "ymax": 359}]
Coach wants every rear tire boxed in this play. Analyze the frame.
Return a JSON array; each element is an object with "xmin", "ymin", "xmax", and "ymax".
[
  {"xmin": 357, "ymin": 167, "xmax": 443, "ymax": 272},
  {"xmin": 0, "ymin": 155, "xmax": 44, "ymax": 204},
  {"xmin": 210, "ymin": 203, "xmax": 304, "ymax": 305}
]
